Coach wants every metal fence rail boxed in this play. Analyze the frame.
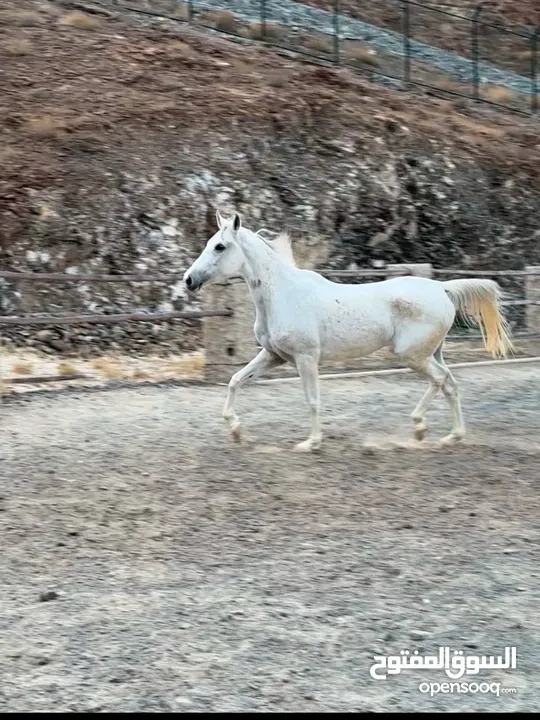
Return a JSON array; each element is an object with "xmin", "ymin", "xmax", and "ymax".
[
  {"xmin": 1, "ymin": 263, "xmax": 538, "ymax": 329},
  {"xmin": 0, "ymin": 309, "xmax": 231, "ymax": 327},
  {"xmin": 102, "ymin": 0, "xmax": 540, "ymax": 117},
  {"xmin": 2, "ymin": 261, "xmax": 540, "ymax": 385},
  {"xmin": 3, "ymin": 268, "xmax": 540, "ymax": 282}
]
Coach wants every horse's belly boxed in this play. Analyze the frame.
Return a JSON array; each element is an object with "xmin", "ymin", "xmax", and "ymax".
[{"xmin": 318, "ymin": 314, "xmax": 392, "ymax": 362}]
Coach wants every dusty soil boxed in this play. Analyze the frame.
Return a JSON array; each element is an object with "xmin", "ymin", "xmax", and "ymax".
[
  {"xmin": 1, "ymin": 0, "xmax": 540, "ymax": 234},
  {"xmin": 1, "ymin": 363, "xmax": 539, "ymax": 711},
  {"xmin": 306, "ymin": 0, "xmax": 540, "ymax": 78}
]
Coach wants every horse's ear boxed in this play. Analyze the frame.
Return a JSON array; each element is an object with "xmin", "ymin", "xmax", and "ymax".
[
  {"xmin": 215, "ymin": 209, "xmax": 225, "ymax": 229},
  {"xmin": 232, "ymin": 212, "xmax": 242, "ymax": 233}
]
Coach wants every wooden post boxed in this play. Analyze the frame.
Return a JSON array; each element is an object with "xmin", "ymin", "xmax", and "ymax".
[
  {"xmin": 202, "ymin": 279, "xmax": 258, "ymax": 383},
  {"xmin": 525, "ymin": 265, "xmax": 540, "ymax": 332},
  {"xmin": 386, "ymin": 263, "xmax": 433, "ymax": 279}
]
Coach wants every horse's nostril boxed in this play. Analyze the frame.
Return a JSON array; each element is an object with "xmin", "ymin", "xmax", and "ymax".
[{"xmin": 185, "ymin": 275, "xmax": 193, "ymax": 288}]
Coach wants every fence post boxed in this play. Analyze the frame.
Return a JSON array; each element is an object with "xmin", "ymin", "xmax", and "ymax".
[
  {"xmin": 386, "ymin": 263, "xmax": 433, "ymax": 279},
  {"xmin": 202, "ymin": 279, "xmax": 258, "ymax": 383},
  {"xmin": 525, "ymin": 266, "xmax": 540, "ymax": 332},
  {"xmin": 333, "ymin": 0, "xmax": 340, "ymax": 65},
  {"xmin": 402, "ymin": 1, "xmax": 411, "ymax": 89},
  {"xmin": 260, "ymin": 0, "xmax": 266, "ymax": 40},
  {"xmin": 471, "ymin": 4, "xmax": 483, "ymax": 102},
  {"xmin": 531, "ymin": 25, "xmax": 539, "ymax": 114}
]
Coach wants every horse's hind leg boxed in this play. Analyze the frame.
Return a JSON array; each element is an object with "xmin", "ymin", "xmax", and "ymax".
[
  {"xmin": 395, "ymin": 321, "xmax": 465, "ymax": 443},
  {"xmin": 434, "ymin": 344, "xmax": 465, "ymax": 445},
  {"xmin": 405, "ymin": 347, "xmax": 465, "ymax": 445},
  {"xmin": 223, "ymin": 348, "xmax": 284, "ymax": 442},
  {"xmin": 410, "ymin": 371, "xmax": 441, "ymax": 441}
]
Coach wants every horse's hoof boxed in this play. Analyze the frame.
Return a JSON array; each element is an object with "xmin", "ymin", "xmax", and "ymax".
[
  {"xmin": 439, "ymin": 432, "xmax": 464, "ymax": 447},
  {"xmin": 230, "ymin": 423, "xmax": 241, "ymax": 442},
  {"xmin": 414, "ymin": 424, "xmax": 427, "ymax": 441},
  {"xmin": 294, "ymin": 438, "xmax": 321, "ymax": 453}
]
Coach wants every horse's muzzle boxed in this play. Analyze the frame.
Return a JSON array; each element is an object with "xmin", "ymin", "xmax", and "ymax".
[{"xmin": 184, "ymin": 273, "xmax": 203, "ymax": 292}]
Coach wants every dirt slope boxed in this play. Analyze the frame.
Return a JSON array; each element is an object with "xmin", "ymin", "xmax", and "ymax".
[{"xmin": 1, "ymin": 0, "xmax": 539, "ymax": 242}]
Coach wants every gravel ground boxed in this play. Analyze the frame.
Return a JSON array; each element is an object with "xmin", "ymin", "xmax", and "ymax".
[
  {"xmin": 1, "ymin": 362, "xmax": 539, "ymax": 711},
  {"xmin": 188, "ymin": 0, "xmax": 535, "ymax": 94}
]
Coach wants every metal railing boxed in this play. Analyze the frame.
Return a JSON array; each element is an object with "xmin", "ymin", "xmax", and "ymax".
[
  {"xmin": 2, "ymin": 262, "xmax": 540, "ymax": 385},
  {"xmin": 1, "ymin": 263, "xmax": 538, "ymax": 328},
  {"xmin": 103, "ymin": 0, "xmax": 540, "ymax": 116}
]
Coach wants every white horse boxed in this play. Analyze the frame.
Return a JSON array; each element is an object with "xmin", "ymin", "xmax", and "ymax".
[{"xmin": 183, "ymin": 211, "xmax": 513, "ymax": 452}]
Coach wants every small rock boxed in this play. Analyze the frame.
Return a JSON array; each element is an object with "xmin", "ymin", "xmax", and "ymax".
[
  {"xmin": 503, "ymin": 548, "xmax": 519, "ymax": 554},
  {"xmin": 409, "ymin": 630, "xmax": 429, "ymax": 641},
  {"xmin": 36, "ymin": 329, "xmax": 54, "ymax": 342},
  {"xmin": 175, "ymin": 697, "xmax": 194, "ymax": 706},
  {"xmin": 39, "ymin": 590, "xmax": 58, "ymax": 602}
]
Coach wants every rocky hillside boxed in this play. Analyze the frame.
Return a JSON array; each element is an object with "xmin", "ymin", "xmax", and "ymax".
[{"xmin": 1, "ymin": 0, "xmax": 540, "ymax": 356}]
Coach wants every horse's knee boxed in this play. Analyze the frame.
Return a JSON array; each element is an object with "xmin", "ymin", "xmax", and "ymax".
[{"xmin": 228, "ymin": 370, "xmax": 244, "ymax": 391}]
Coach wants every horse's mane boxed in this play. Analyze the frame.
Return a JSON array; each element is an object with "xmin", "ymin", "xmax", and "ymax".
[{"xmin": 255, "ymin": 228, "xmax": 296, "ymax": 267}]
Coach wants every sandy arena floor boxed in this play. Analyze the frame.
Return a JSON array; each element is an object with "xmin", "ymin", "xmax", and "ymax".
[{"xmin": 1, "ymin": 363, "xmax": 539, "ymax": 711}]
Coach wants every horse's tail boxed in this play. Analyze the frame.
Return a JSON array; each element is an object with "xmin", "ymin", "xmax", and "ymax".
[{"xmin": 442, "ymin": 279, "xmax": 514, "ymax": 358}]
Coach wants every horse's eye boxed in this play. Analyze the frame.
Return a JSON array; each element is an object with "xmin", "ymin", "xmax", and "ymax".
[{"xmin": 215, "ymin": 243, "xmax": 226, "ymax": 252}]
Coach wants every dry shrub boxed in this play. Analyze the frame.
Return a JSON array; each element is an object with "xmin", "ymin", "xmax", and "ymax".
[
  {"xmin": 451, "ymin": 114, "xmax": 505, "ymax": 139},
  {"xmin": 439, "ymin": 22, "xmax": 454, "ymax": 36},
  {"xmin": 167, "ymin": 40, "xmax": 191, "ymax": 53},
  {"xmin": 0, "ymin": 381, "xmax": 14, "ymax": 397},
  {"xmin": 8, "ymin": 10, "xmax": 43, "ymax": 26},
  {"xmin": 198, "ymin": 10, "xmax": 238, "ymax": 33},
  {"xmin": 166, "ymin": 352, "xmax": 204, "ymax": 377},
  {"xmin": 266, "ymin": 70, "xmax": 291, "ymax": 88},
  {"xmin": 0, "ymin": 146, "xmax": 20, "ymax": 163},
  {"xmin": 3, "ymin": 38, "xmax": 32, "ymax": 56},
  {"xmin": 92, "ymin": 357, "xmax": 123, "ymax": 378},
  {"xmin": 345, "ymin": 42, "xmax": 380, "ymax": 67},
  {"xmin": 132, "ymin": 368, "xmax": 150, "ymax": 380},
  {"xmin": 59, "ymin": 11, "xmax": 100, "ymax": 30},
  {"xmin": 483, "ymin": 86, "xmax": 517, "ymax": 104},
  {"xmin": 301, "ymin": 34, "xmax": 333, "ymax": 55},
  {"xmin": 12, "ymin": 362, "xmax": 32, "ymax": 375},
  {"xmin": 231, "ymin": 58, "xmax": 253, "ymax": 71},
  {"xmin": 243, "ymin": 22, "xmax": 283, "ymax": 41},
  {"xmin": 57, "ymin": 361, "xmax": 76, "ymax": 376},
  {"xmin": 24, "ymin": 115, "xmax": 67, "ymax": 138}
]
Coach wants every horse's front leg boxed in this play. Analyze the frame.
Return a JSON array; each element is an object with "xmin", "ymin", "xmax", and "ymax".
[
  {"xmin": 294, "ymin": 353, "xmax": 322, "ymax": 452},
  {"xmin": 223, "ymin": 348, "xmax": 284, "ymax": 442}
]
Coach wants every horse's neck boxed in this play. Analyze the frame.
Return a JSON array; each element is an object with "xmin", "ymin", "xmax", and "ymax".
[
  {"xmin": 236, "ymin": 229, "xmax": 291, "ymax": 316},
  {"xmin": 237, "ymin": 229, "xmax": 290, "ymax": 290}
]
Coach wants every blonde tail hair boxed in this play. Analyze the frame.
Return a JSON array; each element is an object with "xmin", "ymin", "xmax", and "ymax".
[{"xmin": 443, "ymin": 279, "xmax": 514, "ymax": 358}]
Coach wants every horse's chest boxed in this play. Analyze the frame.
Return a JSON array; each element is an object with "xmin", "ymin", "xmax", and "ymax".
[{"xmin": 254, "ymin": 316, "xmax": 293, "ymax": 361}]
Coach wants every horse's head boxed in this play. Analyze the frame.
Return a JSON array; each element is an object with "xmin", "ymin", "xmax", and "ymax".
[{"xmin": 183, "ymin": 210, "xmax": 245, "ymax": 292}]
